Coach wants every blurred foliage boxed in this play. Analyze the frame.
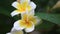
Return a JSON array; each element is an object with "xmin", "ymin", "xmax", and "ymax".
[
  {"xmin": 36, "ymin": 12, "xmax": 60, "ymax": 25},
  {"xmin": 0, "ymin": 14, "xmax": 15, "ymax": 34},
  {"xmin": 0, "ymin": 0, "xmax": 60, "ymax": 34}
]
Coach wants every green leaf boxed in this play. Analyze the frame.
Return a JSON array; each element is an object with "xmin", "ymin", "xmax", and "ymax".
[{"xmin": 36, "ymin": 12, "xmax": 60, "ymax": 25}]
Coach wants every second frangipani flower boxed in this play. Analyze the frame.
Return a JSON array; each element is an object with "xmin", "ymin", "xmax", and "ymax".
[
  {"xmin": 11, "ymin": 0, "xmax": 36, "ymax": 17},
  {"xmin": 13, "ymin": 12, "xmax": 40, "ymax": 32}
]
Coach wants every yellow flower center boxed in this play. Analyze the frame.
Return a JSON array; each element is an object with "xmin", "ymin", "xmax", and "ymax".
[
  {"xmin": 17, "ymin": 2, "xmax": 31, "ymax": 12},
  {"xmin": 22, "ymin": 14, "xmax": 37, "ymax": 24},
  {"xmin": 19, "ymin": 20, "xmax": 32, "ymax": 28},
  {"xmin": 19, "ymin": 14, "xmax": 37, "ymax": 28}
]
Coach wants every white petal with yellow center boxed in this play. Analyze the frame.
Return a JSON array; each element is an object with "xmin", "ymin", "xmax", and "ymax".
[
  {"xmin": 13, "ymin": 15, "xmax": 35, "ymax": 32},
  {"xmin": 11, "ymin": 10, "xmax": 22, "ymax": 17},
  {"xmin": 21, "ymin": 11, "xmax": 40, "ymax": 25},
  {"xmin": 11, "ymin": 1, "xmax": 37, "ymax": 17},
  {"xmin": 14, "ymin": 20, "xmax": 25, "ymax": 30},
  {"xmin": 12, "ymin": 1, "xmax": 31, "ymax": 11},
  {"xmin": 11, "ymin": 1, "xmax": 34, "ymax": 17}
]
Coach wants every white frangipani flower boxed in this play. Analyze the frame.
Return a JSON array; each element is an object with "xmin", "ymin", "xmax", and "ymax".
[
  {"xmin": 6, "ymin": 28, "xmax": 24, "ymax": 34},
  {"xmin": 11, "ymin": 0, "xmax": 36, "ymax": 17},
  {"xmin": 13, "ymin": 11, "xmax": 40, "ymax": 32}
]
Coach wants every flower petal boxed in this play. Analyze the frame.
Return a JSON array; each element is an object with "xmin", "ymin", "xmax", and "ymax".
[
  {"xmin": 21, "ymin": 10, "xmax": 35, "ymax": 18},
  {"xmin": 12, "ymin": 1, "xmax": 18, "ymax": 9},
  {"xmin": 6, "ymin": 27, "xmax": 24, "ymax": 34},
  {"xmin": 11, "ymin": 10, "xmax": 21, "ymax": 17},
  {"xmin": 25, "ymin": 22, "xmax": 35, "ymax": 32},
  {"xmin": 14, "ymin": 20, "xmax": 25, "ymax": 30},
  {"xmin": 29, "ymin": 10, "xmax": 35, "ymax": 16},
  {"xmin": 30, "ymin": 2, "xmax": 36, "ymax": 10},
  {"xmin": 11, "ymin": 27, "xmax": 16, "ymax": 32}
]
